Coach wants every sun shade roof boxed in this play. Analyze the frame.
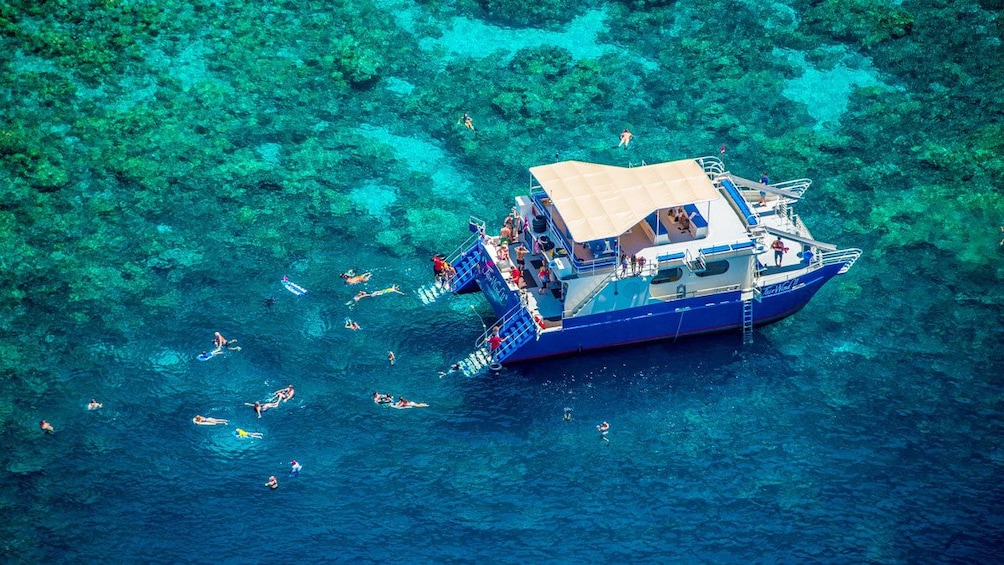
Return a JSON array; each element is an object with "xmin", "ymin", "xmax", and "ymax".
[{"xmin": 529, "ymin": 159, "xmax": 720, "ymax": 242}]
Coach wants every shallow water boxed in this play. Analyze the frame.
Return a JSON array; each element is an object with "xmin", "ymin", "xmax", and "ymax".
[{"xmin": 2, "ymin": 0, "xmax": 1003, "ymax": 562}]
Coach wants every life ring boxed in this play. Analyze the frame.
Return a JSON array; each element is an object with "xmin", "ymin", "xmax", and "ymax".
[{"xmin": 489, "ymin": 362, "xmax": 502, "ymax": 373}]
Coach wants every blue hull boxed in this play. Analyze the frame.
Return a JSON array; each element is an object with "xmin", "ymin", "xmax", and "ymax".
[{"xmin": 473, "ymin": 261, "xmax": 844, "ymax": 363}]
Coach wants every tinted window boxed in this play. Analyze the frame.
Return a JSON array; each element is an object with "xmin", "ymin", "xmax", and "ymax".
[
  {"xmin": 651, "ymin": 267, "xmax": 683, "ymax": 284},
  {"xmin": 696, "ymin": 260, "xmax": 730, "ymax": 277}
]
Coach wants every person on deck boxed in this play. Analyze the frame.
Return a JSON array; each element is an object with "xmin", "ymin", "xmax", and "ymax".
[
  {"xmin": 771, "ymin": 237, "xmax": 788, "ymax": 267},
  {"xmin": 514, "ymin": 244, "xmax": 529, "ymax": 270},
  {"xmin": 538, "ymin": 264, "xmax": 550, "ymax": 295}
]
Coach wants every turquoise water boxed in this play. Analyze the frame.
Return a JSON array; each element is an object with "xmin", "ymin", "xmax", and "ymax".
[{"xmin": 2, "ymin": 0, "xmax": 1003, "ymax": 562}]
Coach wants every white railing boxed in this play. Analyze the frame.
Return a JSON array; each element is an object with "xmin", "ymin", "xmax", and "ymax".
[
  {"xmin": 820, "ymin": 248, "xmax": 862, "ymax": 275},
  {"xmin": 564, "ymin": 270, "xmax": 617, "ymax": 317}
]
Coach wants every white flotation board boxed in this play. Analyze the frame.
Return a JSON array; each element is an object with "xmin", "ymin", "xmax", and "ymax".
[{"xmin": 282, "ymin": 277, "xmax": 308, "ymax": 296}]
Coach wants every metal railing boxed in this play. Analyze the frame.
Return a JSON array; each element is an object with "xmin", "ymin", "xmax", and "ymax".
[
  {"xmin": 820, "ymin": 248, "xmax": 862, "ymax": 275},
  {"xmin": 564, "ymin": 270, "xmax": 617, "ymax": 318}
]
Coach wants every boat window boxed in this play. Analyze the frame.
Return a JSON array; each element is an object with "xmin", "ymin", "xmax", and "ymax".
[
  {"xmin": 695, "ymin": 260, "xmax": 730, "ymax": 277},
  {"xmin": 651, "ymin": 267, "xmax": 683, "ymax": 285}
]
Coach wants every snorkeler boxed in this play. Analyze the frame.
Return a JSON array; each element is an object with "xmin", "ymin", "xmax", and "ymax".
[
  {"xmin": 392, "ymin": 397, "xmax": 429, "ymax": 409},
  {"xmin": 236, "ymin": 428, "xmax": 264, "ymax": 439},
  {"xmin": 597, "ymin": 421, "xmax": 610, "ymax": 442},
  {"xmin": 459, "ymin": 112, "xmax": 478, "ymax": 133},
  {"xmin": 438, "ymin": 363, "xmax": 462, "ymax": 378},
  {"xmin": 371, "ymin": 285, "xmax": 405, "ymax": 297},
  {"xmin": 340, "ymin": 270, "xmax": 373, "ymax": 285},
  {"xmin": 245, "ymin": 400, "xmax": 280, "ymax": 418},
  {"xmin": 617, "ymin": 128, "xmax": 633, "ymax": 149},
  {"xmin": 564, "ymin": 407, "xmax": 572, "ymax": 422},
  {"xmin": 270, "ymin": 385, "xmax": 295, "ymax": 403},
  {"xmin": 213, "ymin": 332, "xmax": 240, "ymax": 353},
  {"xmin": 193, "ymin": 415, "xmax": 228, "ymax": 426}
]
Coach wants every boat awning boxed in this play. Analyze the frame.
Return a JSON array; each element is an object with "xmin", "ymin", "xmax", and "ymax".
[{"xmin": 529, "ymin": 159, "xmax": 720, "ymax": 242}]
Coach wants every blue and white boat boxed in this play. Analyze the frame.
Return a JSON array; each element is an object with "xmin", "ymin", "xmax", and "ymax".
[{"xmin": 418, "ymin": 156, "xmax": 861, "ymax": 375}]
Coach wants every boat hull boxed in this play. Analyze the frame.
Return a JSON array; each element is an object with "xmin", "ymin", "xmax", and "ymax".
[{"xmin": 474, "ymin": 262, "xmax": 844, "ymax": 364}]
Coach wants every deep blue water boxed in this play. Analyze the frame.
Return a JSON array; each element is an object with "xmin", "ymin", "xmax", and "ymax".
[{"xmin": 3, "ymin": 0, "xmax": 1004, "ymax": 562}]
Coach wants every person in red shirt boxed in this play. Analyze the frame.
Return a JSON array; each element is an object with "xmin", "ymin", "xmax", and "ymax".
[{"xmin": 488, "ymin": 333, "xmax": 507, "ymax": 361}]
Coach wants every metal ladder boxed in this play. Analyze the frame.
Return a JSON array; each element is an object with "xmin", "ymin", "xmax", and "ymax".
[{"xmin": 741, "ymin": 290, "xmax": 755, "ymax": 344}]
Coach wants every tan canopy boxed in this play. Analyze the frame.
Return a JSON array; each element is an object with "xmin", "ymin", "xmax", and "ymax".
[{"xmin": 529, "ymin": 159, "xmax": 719, "ymax": 242}]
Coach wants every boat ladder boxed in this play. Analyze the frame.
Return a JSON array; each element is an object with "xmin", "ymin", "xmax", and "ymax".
[
  {"xmin": 685, "ymin": 249, "xmax": 707, "ymax": 273},
  {"xmin": 456, "ymin": 306, "xmax": 538, "ymax": 376},
  {"xmin": 741, "ymin": 289, "xmax": 755, "ymax": 344},
  {"xmin": 415, "ymin": 280, "xmax": 451, "ymax": 305},
  {"xmin": 415, "ymin": 233, "xmax": 484, "ymax": 305}
]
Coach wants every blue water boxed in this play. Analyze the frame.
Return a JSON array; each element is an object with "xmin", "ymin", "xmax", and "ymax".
[{"xmin": 3, "ymin": 0, "xmax": 1004, "ymax": 562}]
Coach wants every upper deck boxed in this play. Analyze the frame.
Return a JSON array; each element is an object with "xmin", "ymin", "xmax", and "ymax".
[{"xmin": 525, "ymin": 157, "xmax": 757, "ymax": 277}]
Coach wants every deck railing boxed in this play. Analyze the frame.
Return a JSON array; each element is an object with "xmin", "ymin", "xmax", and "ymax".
[
  {"xmin": 564, "ymin": 270, "xmax": 617, "ymax": 318},
  {"xmin": 820, "ymin": 248, "xmax": 862, "ymax": 275}
]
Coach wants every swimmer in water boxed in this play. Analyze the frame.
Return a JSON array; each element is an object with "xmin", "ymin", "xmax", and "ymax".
[
  {"xmin": 597, "ymin": 421, "xmax": 610, "ymax": 442},
  {"xmin": 264, "ymin": 296, "xmax": 276, "ymax": 309},
  {"xmin": 340, "ymin": 270, "xmax": 373, "ymax": 285},
  {"xmin": 193, "ymin": 415, "xmax": 229, "ymax": 426},
  {"xmin": 265, "ymin": 476, "xmax": 278, "ymax": 489},
  {"xmin": 392, "ymin": 397, "xmax": 429, "ymax": 409},
  {"xmin": 370, "ymin": 285, "xmax": 405, "ymax": 297},
  {"xmin": 459, "ymin": 112, "xmax": 478, "ymax": 133},
  {"xmin": 213, "ymin": 332, "xmax": 240, "ymax": 353},
  {"xmin": 87, "ymin": 399, "xmax": 103, "ymax": 411},
  {"xmin": 352, "ymin": 290, "xmax": 372, "ymax": 303},
  {"xmin": 40, "ymin": 420, "xmax": 54, "ymax": 434},
  {"xmin": 271, "ymin": 385, "xmax": 295, "ymax": 403},
  {"xmin": 617, "ymin": 128, "xmax": 633, "ymax": 149},
  {"xmin": 564, "ymin": 407, "xmax": 572, "ymax": 422},
  {"xmin": 438, "ymin": 363, "xmax": 462, "ymax": 378},
  {"xmin": 373, "ymin": 392, "xmax": 394, "ymax": 404},
  {"xmin": 236, "ymin": 428, "xmax": 263, "ymax": 439},
  {"xmin": 290, "ymin": 460, "xmax": 302, "ymax": 477},
  {"xmin": 245, "ymin": 400, "xmax": 280, "ymax": 418},
  {"xmin": 344, "ymin": 319, "xmax": 361, "ymax": 331},
  {"xmin": 387, "ymin": 351, "xmax": 395, "ymax": 365}
]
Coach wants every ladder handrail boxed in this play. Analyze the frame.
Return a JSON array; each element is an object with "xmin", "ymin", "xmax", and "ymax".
[
  {"xmin": 564, "ymin": 270, "xmax": 617, "ymax": 317},
  {"xmin": 475, "ymin": 304, "xmax": 538, "ymax": 363}
]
